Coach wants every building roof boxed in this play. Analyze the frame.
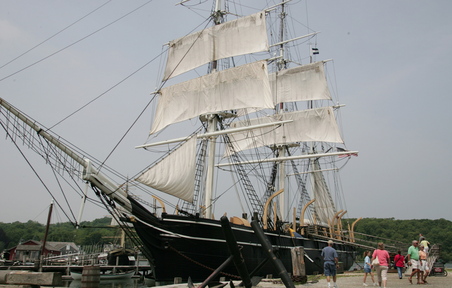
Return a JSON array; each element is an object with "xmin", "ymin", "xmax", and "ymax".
[
  {"xmin": 16, "ymin": 244, "xmax": 41, "ymax": 251},
  {"xmin": 8, "ymin": 240, "xmax": 78, "ymax": 253},
  {"xmin": 47, "ymin": 241, "xmax": 79, "ymax": 251}
]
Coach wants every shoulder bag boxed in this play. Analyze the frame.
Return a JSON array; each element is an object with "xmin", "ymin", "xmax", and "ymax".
[{"xmin": 372, "ymin": 256, "xmax": 380, "ymax": 266}]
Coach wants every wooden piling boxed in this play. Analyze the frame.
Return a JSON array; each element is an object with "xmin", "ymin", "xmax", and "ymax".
[{"xmin": 81, "ymin": 266, "xmax": 100, "ymax": 288}]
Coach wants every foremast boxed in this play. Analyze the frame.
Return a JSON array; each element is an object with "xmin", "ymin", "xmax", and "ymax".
[{"xmin": 203, "ymin": 0, "xmax": 224, "ymax": 220}]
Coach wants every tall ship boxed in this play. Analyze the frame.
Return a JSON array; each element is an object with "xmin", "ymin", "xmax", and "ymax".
[{"xmin": 1, "ymin": 0, "xmax": 361, "ymax": 282}]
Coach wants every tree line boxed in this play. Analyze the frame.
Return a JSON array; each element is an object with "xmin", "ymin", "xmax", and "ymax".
[
  {"xmin": 1, "ymin": 217, "xmax": 451, "ymax": 263},
  {"xmin": 345, "ymin": 217, "xmax": 452, "ymax": 262},
  {"xmin": 0, "ymin": 217, "xmax": 117, "ymax": 253}
]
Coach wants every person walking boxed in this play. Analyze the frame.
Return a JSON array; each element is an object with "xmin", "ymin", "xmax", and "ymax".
[
  {"xmin": 321, "ymin": 240, "xmax": 339, "ymax": 288},
  {"xmin": 362, "ymin": 251, "xmax": 376, "ymax": 286},
  {"xmin": 407, "ymin": 240, "xmax": 422, "ymax": 284},
  {"xmin": 372, "ymin": 242, "xmax": 390, "ymax": 288},
  {"xmin": 419, "ymin": 233, "xmax": 425, "ymax": 243},
  {"xmin": 420, "ymin": 238, "xmax": 430, "ymax": 254},
  {"xmin": 419, "ymin": 244, "xmax": 429, "ymax": 283},
  {"xmin": 393, "ymin": 250, "xmax": 405, "ymax": 279}
]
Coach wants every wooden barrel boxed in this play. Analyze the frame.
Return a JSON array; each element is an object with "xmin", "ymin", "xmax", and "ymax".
[{"xmin": 81, "ymin": 266, "xmax": 100, "ymax": 288}]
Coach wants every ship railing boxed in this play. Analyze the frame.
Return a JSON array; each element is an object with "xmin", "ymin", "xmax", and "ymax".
[
  {"xmin": 425, "ymin": 244, "xmax": 440, "ymax": 273},
  {"xmin": 353, "ymin": 232, "xmax": 407, "ymax": 253},
  {"xmin": 302, "ymin": 224, "xmax": 408, "ymax": 252},
  {"xmin": 41, "ymin": 253, "xmax": 102, "ymax": 267},
  {"xmin": 40, "ymin": 243, "xmax": 111, "ymax": 266}
]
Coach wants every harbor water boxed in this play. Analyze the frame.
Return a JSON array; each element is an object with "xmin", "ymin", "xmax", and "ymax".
[{"xmin": 64, "ymin": 278, "xmax": 152, "ymax": 288}]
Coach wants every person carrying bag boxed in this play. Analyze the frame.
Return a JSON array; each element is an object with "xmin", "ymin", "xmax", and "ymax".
[
  {"xmin": 372, "ymin": 243, "xmax": 390, "ymax": 288},
  {"xmin": 372, "ymin": 255, "xmax": 380, "ymax": 266}
]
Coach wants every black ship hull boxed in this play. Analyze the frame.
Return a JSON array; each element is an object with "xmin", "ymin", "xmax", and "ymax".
[{"xmin": 132, "ymin": 212, "xmax": 356, "ymax": 282}]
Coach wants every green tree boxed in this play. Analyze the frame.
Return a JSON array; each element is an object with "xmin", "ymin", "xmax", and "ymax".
[
  {"xmin": 346, "ymin": 218, "xmax": 452, "ymax": 262},
  {"xmin": 0, "ymin": 217, "xmax": 119, "ymax": 250},
  {"xmin": 0, "ymin": 227, "xmax": 9, "ymax": 252}
]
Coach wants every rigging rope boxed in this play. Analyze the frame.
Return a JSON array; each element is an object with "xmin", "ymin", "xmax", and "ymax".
[
  {"xmin": 37, "ymin": 136, "xmax": 77, "ymax": 222},
  {"xmin": 0, "ymin": 120, "xmax": 77, "ymax": 227},
  {"xmin": 0, "ymin": 0, "xmax": 155, "ymax": 83},
  {"xmin": 0, "ymin": 0, "xmax": 113, "ymax": 70},
  {"xmin": 59, "ymin": 12, "xmax": 213, "ymax": 172}
]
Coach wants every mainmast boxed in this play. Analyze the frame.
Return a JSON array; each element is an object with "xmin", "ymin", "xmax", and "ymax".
[
  {"xmin": 277, "ymin": 2, "xmax": 287, "ymax": 220},
  {"xmin": 204, "ymin": 0, "xmax": 223, "ymax": 219}
]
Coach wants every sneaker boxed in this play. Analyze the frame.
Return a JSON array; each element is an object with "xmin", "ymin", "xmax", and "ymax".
[
  {"xmin": 373, "ymin": 284, "xmax": 378, "ymax": 286},
  {"xmin": 363, "ymin": 284, "xmax": 368, "ymax": 286},
  {"xmin": 334, "ymin": 284, "xmax": 338, "ymax": 288}
]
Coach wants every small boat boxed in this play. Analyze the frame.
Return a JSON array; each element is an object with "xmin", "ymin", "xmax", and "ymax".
[{"xmin": 70, "ymin": 270, "xmax": 135, "ymax": 281}]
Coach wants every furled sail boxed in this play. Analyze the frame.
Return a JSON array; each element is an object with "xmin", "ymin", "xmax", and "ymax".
[
  {"xmin": 163, "ymin": 11, "xmax": 268, "ymax": 80},
  {"xmin": 151, "ymin": 60, "xmax": 273, "ymax": 134},
  {"xmin": 135, "ymin": 136, "xmax": 197, "ymax": 203},
  {"xmin": 311, "ymin": 159, "xmax": 337, "ymax": 225},
  {"xmin": 226, "ymin": 107, "xmax": 344, "ymax": 155},
  {"xmin": 270, "ymin": 61, "xmax": 331, "ymax": 104}
]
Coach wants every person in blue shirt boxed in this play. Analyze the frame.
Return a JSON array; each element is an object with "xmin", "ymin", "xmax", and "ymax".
[
  {"xmin": 321, "ymin": 240, "xmax": 339, "ymax": 288},
  {"xmin": 362, "ymin": 250, "xmax": 376, "ymax": 286}
]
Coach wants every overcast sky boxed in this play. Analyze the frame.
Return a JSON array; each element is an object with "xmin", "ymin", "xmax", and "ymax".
[{"xmin": 1, "ymin": 0, "xmax": 451, "ymax": 224}]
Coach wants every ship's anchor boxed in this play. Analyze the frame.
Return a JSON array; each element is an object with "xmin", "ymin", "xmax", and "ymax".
[{"xmin": 191, "ymin": 216, "xmax": 296, "ymax": 288}]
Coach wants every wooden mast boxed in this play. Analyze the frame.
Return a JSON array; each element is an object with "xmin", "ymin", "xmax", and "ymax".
[{"xmin": 39, "ymin": 200, "xmax": 53, "ymax": 271}]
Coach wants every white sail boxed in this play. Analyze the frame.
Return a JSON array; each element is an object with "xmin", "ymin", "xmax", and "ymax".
[
  {"xmin": 135, "ymin": 136, "xmax": 197, "ymax": 203},
  {"xmin": 270, "ymin": 61, "xmax": 332, "ymax": 104},
  {"xmin": 226, "ymin": 107, "xmax": 344, "ymax": 155},
  {"xmin": 163, "ymin": 11, "xmax": 268, "ymax": 80},
  {"xmin": 311, "ymin": 160, "xmax": 337, "ymax": 225},
  {"xmin": 151, "ymin": 60, "xmax": 273, "ymax": 134},
  {"xmin": 234, "ymin": 61, "xmax": 331, "ymax": 118}
]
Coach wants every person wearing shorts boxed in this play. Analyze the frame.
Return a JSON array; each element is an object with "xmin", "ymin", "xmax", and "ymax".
[
  {"xmin": 362, "ymin": 250, "xmax": 376, "ymax": 286},
  {"xmin": 419, "ymin": 245, "xmax": 429, "ymax": 283},
  {"xmin": 321, "ymin": 240, "xmax": 339, "ymax": 288},
  {"xmin": 407, "ymin": 240, "xmax": 423, "ymax": 284}
]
